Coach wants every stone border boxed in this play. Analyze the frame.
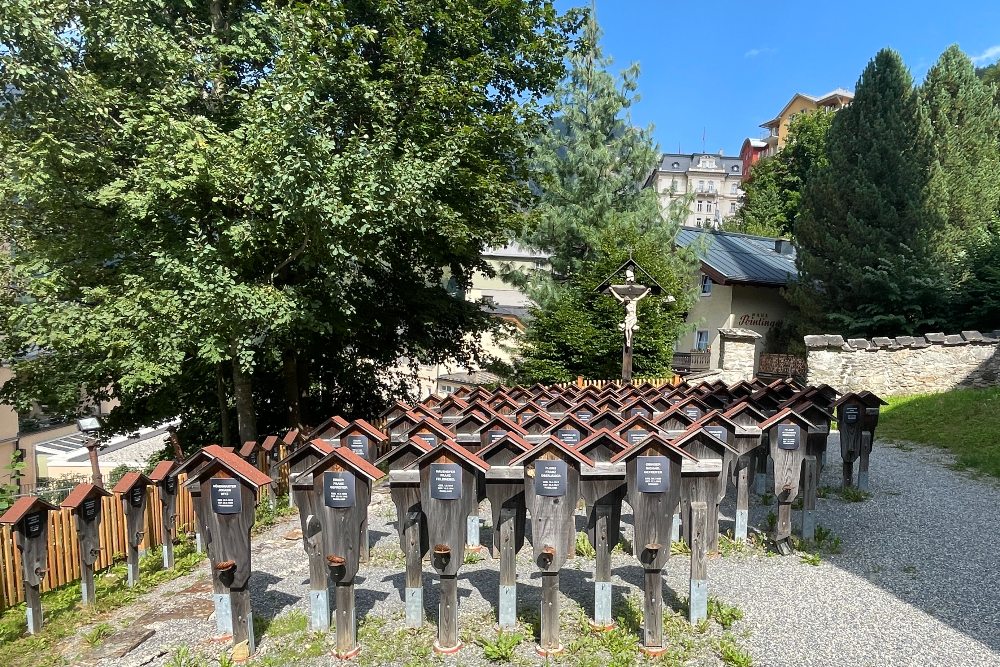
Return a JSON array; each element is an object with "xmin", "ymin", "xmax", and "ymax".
[{"xmin": 804, "ymin": 330, "xmax": 1000, "ymax": 352}]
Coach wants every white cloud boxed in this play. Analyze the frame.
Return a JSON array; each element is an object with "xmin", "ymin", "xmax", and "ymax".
[
  {"xmin": 744, "ymin": 47, "xmax": 776, "ymax": 59},
  {"xmin": 971, "ymin": 45, "xmax": 1000, "ymax": 64}
]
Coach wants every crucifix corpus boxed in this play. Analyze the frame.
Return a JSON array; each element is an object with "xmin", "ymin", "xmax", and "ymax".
[{"xmin": 596, "ymin": 259, "xmax": 673, "ymax": 383}]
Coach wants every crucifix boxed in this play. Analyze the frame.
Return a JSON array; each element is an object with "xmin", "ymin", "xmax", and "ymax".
[{"xmin": 597, "ymin": 260, "xmax": 673, "ymax": 383}]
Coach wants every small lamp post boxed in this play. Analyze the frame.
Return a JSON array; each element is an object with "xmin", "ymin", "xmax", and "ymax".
[{"xmin": 77, "ymin": 416, "xmax": 104, "ymax": 489}]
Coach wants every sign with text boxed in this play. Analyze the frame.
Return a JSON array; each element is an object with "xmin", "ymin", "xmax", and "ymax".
[
  {"xmin": 534, "ymin": 460, "xmax": 568, "ymax": 497},
  {"xmin": 576, "ymin": 411, "xmax": 593, "ymax": 422},
  {"xmin": 487, "ymin": 430, "xmax": 506, "ymax": 443},
  {"xmin": 430, "ymin": 463, "xmax": 462, "ymax": 500},
  {"xmin": 637, "ymin": 456, "xmax": 670, "ymax": 493},
  {"xmin": 81, "ymin": 498, "xmax": 100, "ymax": 522},
  {"xmin": 24, "ymin": 512, "xmax": 43, "ymax": 538},
  {"xmin": 210, "ymin": 478, "xmax": 242, "ymax": 514},
  {"xmin": 556, "ymin": 429, "xmax": 580, "ymax": 446},
  {"xmin": 129, "ymin": 485, "xmax": 145, "ymax": 508},
  {"xmin": 844, "ymin": 406, "xmax": 859, "ymax": 423},
  {"xmin": 705, "ymin": 426, "xmax": 726, "ymax": 443},
  {"xmin": 323, "ymin": 472, "xmax": 356, "ymax": 508},
  {"xmin": 627, "ymin": 429, "xmax": 648, "ymax": 444},
  {"xmin": 417, "ymin": 433, "xmax": 437, "ymax": 446},
  {"xmin": 164, "ymin": 476, "xmax": 177, "ymax": 495},
  {"xmin": 684, "ymin": 406, "xmax": 701, "ymax": 420},
  {"xmin": 347, "ymin": 435, "xmax": 368, "ymax": 459},
  {"xmin": 778, "ymin": 425, "xmax": 800, "ymax": 451}
]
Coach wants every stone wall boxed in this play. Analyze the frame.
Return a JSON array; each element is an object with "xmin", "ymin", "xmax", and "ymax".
[
  {"xmin": 717, "ymin": 328, "xmax": 762, "ymax": 385},
  {"xmin": 804, "ymin": 331, "xmax": 1000, "ymax": 396}
]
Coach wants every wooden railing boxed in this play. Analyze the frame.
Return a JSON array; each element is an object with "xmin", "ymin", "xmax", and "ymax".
[
  {"xmin": 559, "ymin": 375, "xmax": 682, "ymax": 389},
  {"xmin": 671, "ymin": 351, "xmax": 711, "ymax": 374},
  {"xmin": 758, "ymin": 353, "xmax": 807, "ymax": 381}
]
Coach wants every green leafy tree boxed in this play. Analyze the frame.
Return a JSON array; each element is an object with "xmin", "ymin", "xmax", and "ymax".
[
  {"xmin": 512, "ymin": 15, "xmax": 697, "ymax": 382},
  {"xmin": 731, "ymin": 109, "xmax": 834, "ymax": 238},
  {"xmin": 789, "ymin": 49, "xmax": 949, "ymax": 337},
  {"xmin": 0, "ymin": 1, "xmax": 580, "ymax": 447},
  {"xmin": 920, "ymin": 45, "xmax": 1000, "ymax": 326}
]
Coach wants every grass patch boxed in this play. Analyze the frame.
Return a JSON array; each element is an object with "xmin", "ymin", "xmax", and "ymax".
[
  {"xmin": 81, "ymin": 622, "xmax": 114, "ymax": 647},
  {"xmin": 575, "ymin": 531, "xmax": 597, "ymax": 558},
  {"xmin": 252, "ymin": 495, "xmax": 297, "ymax": 535},
  {"xmin": 463, "ymin": 551, "xmax": 484, "ymax": 565},
  {"xmin": 707, "ymin": 597, "xmax": 744, "ymax": 629},
  {"xmin": 475, "ymin": 628, "xmax": 526, "ymax": 662},
  {"xmin": 877, "ymin": 387, "xmax": 1000, "ymax": 478},
  {"xmin": 0, "ymin": 537, "xmax": 205, "ymax": 667},
  {"xmin": 356, "ymin": 614, "xmax": 437, "ymax": 667},
  {"xmin": 839, "ymin": 486, "xmax": 870, "ymax": 503}
]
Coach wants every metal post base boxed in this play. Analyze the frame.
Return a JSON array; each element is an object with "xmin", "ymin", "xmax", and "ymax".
[
  {"xmin": 499, "ymin": 585, "xmax": 517, "ymax": 629},
  {"xmin": 688, "ymin": 579, "xmax": 708, "ymax": 624},
  {"xmin": 734, "ymin": 509, "xmax": 748, "ymax": 542},
  {"xmin": 671, "ymin": 513, "xmax": 681, "ymax": 542},
  {"xmin": 801, "ymin": 510, "xmax": 816, "ymax": 541},
  {"xmin": 195, "ymin": 532, "xmax": 204, "ymax": 554},
  {"xmin": 858, "ymin": 470, "xmax": 870, "ymax": 492},
  {"xmin": 214, "ymin": 593, "xmax": 233, "ymax": 636},
  {"xmin": 405, "ymin": 587, "xmax": 423, "ymax": 629},
  {"xmin": 592, "ymin": 581, "xmax": 613, "ymax": 630},
  {"xmin": 466, "ymin": 514, "xmax": 480, "ymax": 551},
  {"xmin": 310, "ymin": 589, "xmax": 330, "ymax": 631}
]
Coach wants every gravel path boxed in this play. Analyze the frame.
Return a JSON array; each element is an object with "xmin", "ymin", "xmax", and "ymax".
[{"xmin": 62, "ymin": 433, "xmax": 1000, "ymax": 667}]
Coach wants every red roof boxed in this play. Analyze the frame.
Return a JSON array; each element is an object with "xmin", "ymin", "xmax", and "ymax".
[
  {"xmin": 510, "ymin": 435, "xmax": 595, "ymax": 468},
  {"xmin": 186, "ymin": 449, "xmax": 274, "ymax": 487},
  {"xmin": 576, "ymin": 428, "xmax": 629, "ymax": 454},
  {"xmin": 281, "ymin": 429, "xmax": 300, "ymax": 447},
  {"xmin": 260, "ymin": 435, "xmax": 280, "ymax": 452},
  {"xmin": 111, "ymin": 471, "xmax": 150, "ymax": 495},
  {"xmin": 1, "ymin": 495, "xmax": 58, "ymax": 524},
  {"xmin": 330, "ymin": 446, "xmax": 386, "ymax": 481},
  {"xmin": 148, "ymin": 460, "xmax": 178, "ymax": 483},
  {"xmin": 275, "ymin": 438, "xmax": 336, "ymax": 467},
  {"xmin": 61, "ymin": 483, "xmax": 112, "ymax": 510},
  {"xmin": 344, "ymin": 419, "xmax": 388, "ymax": 442},
  {"xmin": 239, "ymin": 440, "xmax": 259, "ymax": 457},
  {"xmin": 411, "ymin": 439, "xmax": 491, "ymax": 473},
  {"xmin": 759, "ymin": 407, "xmax": 816, "ymax": 431},
  {"xmin": 610, "ymin": 432, "xmax": 698, "ymax": 463},
  {"xmin": 477, "ymin": 432, "xmax": 533, "ymax": 459}
]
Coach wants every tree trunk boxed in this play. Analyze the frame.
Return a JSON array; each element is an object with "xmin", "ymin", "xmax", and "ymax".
[
  {"xmin": 231, "ymin": 347, "xmax": 257, "ymax": 443},
  {"xmin": 282, "ymin": 350, "xmax": 301, "ymax": 429},
  {"xmin": 216, "ymin": 362, "xmax": 232, "ymax": 447}
]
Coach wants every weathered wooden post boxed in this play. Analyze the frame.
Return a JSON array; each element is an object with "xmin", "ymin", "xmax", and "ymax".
[
  {"xmin": 481, "ymin": 433, "xmax": 531, "ymax": 629},
  {"xmin": 184, "ymin": 450, "xmax": 273, "ymax": 661},
  {"xmin": 149, "ymin": 460, "xmax": 179, "ymax": 569},
  {"xmin": 0, "ymin": 496, "xmax": 58, "ymax": 633},
  {"xmin": 783, "ymin": 399, "xmax": 833, "ymax": 541},
  {"xmin": 415, "ymin": 440, "xmax": 490, "ymax": 653},
  {"xmin": 112, "ymin": 472, "xmax": 151, "ymax": 587},
  {"xmin": 547, "ymin": 414, "xmax": 591, "ymax": 448},
  {"xmin": 856, "ymin": 391, "xmax": 887, "ymax": 492},
  {"xmin": 512, "ymin": 437, "xmax": 592, "ymax": 656},
  {"xmin": 760, "ymin": 409, "xmax": 816, "ymax": 555},
  {"xmin": 834, "ymin": 393, "xmax": 865, "ymax": 489},
  {"xmin": 612, "ymin": 433, "xmax": 695, "ymax": 650},
  {"xmin": 299, "ymin": 446, "xmax": 385, "ymax": 658},
  {"xmin": 61, "ymin": 483, "xmax": 112, "ymax": 605},
  {"xmin": 673, "ymin": 426, "xmax": 739, "ymax": 555},
  {"xmin": 723, "ymin": 402, "xmax": 767, "ymax": 541},
  {"xmin": 694, "ymin": 411, "xmax": 741, "ymax": 552},
  {"xmin": 282, "ymin": 439, "xmax": 335, "ymax": 630},
  {"xmin": 379, "ymin": 438, "xmax": 432, "ymax": 629}
]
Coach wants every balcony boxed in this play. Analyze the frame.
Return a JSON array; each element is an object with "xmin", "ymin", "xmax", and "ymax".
[
  {"xmin": 672, "ymin": 350, "xmax": 711, "ymax": 374},
  {"xmin": 693, "ymin": 187, "xmax": 718, "ymax": 197}
]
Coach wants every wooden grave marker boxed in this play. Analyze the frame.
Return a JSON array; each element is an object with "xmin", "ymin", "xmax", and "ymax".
[
  {"xmin": 281, "ymin": 439, "xmax": 335, "ymax": 630},
  {"xmin": 61, "ymin": 483, "xmax": 113, "ymax": 605},
  {"xmin": 0, "ymin": 496, "xmax": 59, "ymax": 633},
  {"xmin": 415, "ymin": 441, "xmax": 490, "ymax": 653},
  {"xmin": 579, "ymin": 455, "xmax": 626, "ymax": 630},
  {"xmin": 760, "ymin": 409, "xmax": 817, "ymax": 555},
  {"xmin": 855, "ymin": 391, "xmax": 887, "ymax": 491},
  {"xmin": 612, "ymin": 434, "xmax": 697, "ymax": 647},
  {"xmin": 833, "ymin": 393, "xmax": 867, "ymax": 489},
  {"xmin": 298, "ymin": 447, "xmax": 385, "ymax": 658},
  {"xmin": 111, "ymin": 471, "xmax": 151, "ymax": 587},
  {"xmin": 723, "ymin": 401, "xmax": 768, "ymax": 540},
  {"xmin": 149, "ymin": 460, "xmax": 179, "ymax": 569},
  {"xmin": 511, "ymin": 437, "xmax": 593, "ymax": 656},
  {"xmin": 184, "ymin": 450, "xmax": 272, "ymax": 660}
]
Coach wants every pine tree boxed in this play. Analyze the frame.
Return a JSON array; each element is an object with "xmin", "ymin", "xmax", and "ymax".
[
  {"xmin": 789, "ymin": 49, "xmax": 949, "ymax": 337},
  {"xmin": 512, "ymin": 13, "xmax": 698, "ymax": 382}
]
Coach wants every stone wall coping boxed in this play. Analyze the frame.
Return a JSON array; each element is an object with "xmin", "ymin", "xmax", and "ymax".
[
  {"xmin": 804, "ymin": 330, "xmax": 999, "ymax": 351},
  {"xmin": 719, "ymin": 328, "xmax": 763, "ymax": 340}
]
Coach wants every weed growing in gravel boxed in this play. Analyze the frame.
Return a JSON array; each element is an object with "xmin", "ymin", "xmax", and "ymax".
[
  {"xmin": 357, "ymin": 614, "xmax": 437, "ymax": 667},
  {"xmin": 613, "ymin": 536, "xmax": 633, "ymax": 554},
  {"xmin": 476, "ymin": 629, "xmax": 526, "ymax": 662},
  {"xmin": 799, "ymin": 552, "xmax": 821, "ymax": 566},
  {"xmin": 718, "ymin": 532, "xmax": 766, "ymax": 557},
  {"xmin": 165, "ymin": 646, "xmax": 205, "ymax": 667},
  {"xmin": 816, "ymin": 486, "xmax": 832, "ymax": 499},
  {"xmin": 464, "ymin": 550, "xmax": 484, "ymax": 565},
  {"xmin": 575, "ymin": 531, "xmax": 597, "ymax": 558},
  {"xmin": 760, "ymin": 492, "xmax": 774, "ymax": 505},
  {"xmin": 671, "ymin": 540, "xmax": 691, "ymax": 555},
  {"xmin": 707, "ymin": 597, "xmax": 744, "ymax": 629},
  {"xmin": 368, "ymin": 546, "xmax": 407, "ymax": 567},
  {"xmin": 839, "ymin": 486, "xmax": 870, "ymax": 502},
  {"xmin": 766, "ymin": 511, "xmax": 777, "ymax": 530},
  {"xmin": 812, "ymin": 525, "xmax": 843, "ymax": 554},
  {"xmin": 264, "ymin": 610, "xmax": 308, "ymax": 637},
  {"xmin": 253, "ymin": 495, "xmax": 297, "ymax": 534},
  {"xmin": 718, "ymin": 633, "xmax": 754, "ymax": 666},
  {"xmin": 81, "ymin": 622, "xmax": 114, "ymax": 646}
]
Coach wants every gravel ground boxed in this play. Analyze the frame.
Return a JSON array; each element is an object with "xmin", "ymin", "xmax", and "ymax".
[{"xmin": 61, "ymin": 433, "xmax": 1000, "ymax": 667}]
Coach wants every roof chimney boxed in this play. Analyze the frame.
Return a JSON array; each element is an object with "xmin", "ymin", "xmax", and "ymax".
[{"xmin": 774, "ymin": 239, "xmax": 793, "ymax": 255}]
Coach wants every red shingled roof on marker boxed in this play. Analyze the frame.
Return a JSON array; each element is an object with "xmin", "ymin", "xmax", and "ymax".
[
  {"xmin": 0, "ymin": 496, "xmax": 59, "ymax": 524},
  {"xmin": 61, "ymin": 483, "xmax": 111, "ymax": 510},
  {"xmin": 111, "ymin": 471, "xmax": 150, "ymax": 495}
]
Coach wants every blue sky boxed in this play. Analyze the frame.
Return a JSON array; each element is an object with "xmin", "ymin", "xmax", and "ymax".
[{"xmin": 556, "ymin": 1, "xmax": 1000, "ymax": 155}]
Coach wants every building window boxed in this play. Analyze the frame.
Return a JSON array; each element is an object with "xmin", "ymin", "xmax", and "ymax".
[
  {"xmin": 698, "ymin": 179, "xmax": 705, "ymax": 192},
  {"xmin": 696, "ymin": 200, "xmax": 703, "ymax": 212},
  {"xmin": 706, "ymin": 202, "xmax": 713, "ymax": 213},
  {"xmin": 695, "ymin": 330, "xmax": 710, "ymax": 351},
  {"xmin": 730, "ymin": 183, "xmax": 738, "ymax": 194},
  {"xmin": 695, "ymin": 217, "xmax": 702, "ymax": 225},
  {"xmin": 730, "ymin": 202, "xmax": 737, "ymax": 214},
  {"xmin": 700, "ymin": 275, "xmax": 712, "ymax": 296},
  {"xmin": 672, "ymin": 161, "xmax": 680, "ymax": 168},
  {"xmin": 707, "ymin": 181, "xmax": 715, "ymax": 193},
  {"xmin": 671, "ymin": 179, "xmax": 678, "ymax": 192}
]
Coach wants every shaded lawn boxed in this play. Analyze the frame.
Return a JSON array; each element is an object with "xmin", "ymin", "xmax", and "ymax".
[{"xmin": 878, "ymin": 387, "xmax": 1000, "ymax": 478}]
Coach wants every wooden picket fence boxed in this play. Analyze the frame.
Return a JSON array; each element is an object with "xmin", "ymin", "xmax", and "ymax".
[
  {"xmin": 0, "ymin": 477, "xmax": 198, "ymax": 612},
  {"xmin": 560, "ymin": 375, "xmax": 682, "ymax": 389}
]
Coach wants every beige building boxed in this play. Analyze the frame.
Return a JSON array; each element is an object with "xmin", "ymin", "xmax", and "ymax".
[
  {"xmin": 644, "ymin": 153, "xmax": 745, "ymax": 228},
  {"xmin": 759, "ymin": 88, "xmax": 853, "ymax": 157},
  {"xmin": 673, "ymin": 227, "xmax": 796, "ymax": 371}
]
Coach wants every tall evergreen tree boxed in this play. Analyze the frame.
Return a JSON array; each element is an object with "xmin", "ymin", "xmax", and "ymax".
[
  {"xmin": 512, "ymin": 13, "xmax": 697, "ymax": 382},
  {"xmin": 920, "ymin": 46, "xmax": 1000, "ymax": 278},
  {"xmin": 789, "ymin": 49, "xmax": 949, "ymax": 337}
]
